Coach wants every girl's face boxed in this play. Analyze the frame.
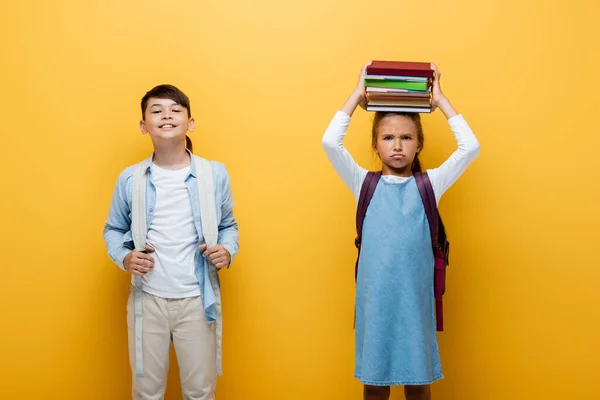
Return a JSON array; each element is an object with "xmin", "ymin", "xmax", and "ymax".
[{"xmin": 374, "ymin": 115, "xmax": 420, "ymax": 177}]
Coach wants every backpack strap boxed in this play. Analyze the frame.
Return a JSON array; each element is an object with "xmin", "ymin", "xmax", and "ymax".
[
  {"xmin": 195, "ymin": 156, "xmax": 218, "ymax": 247},
  {"xmin": 194, "ymin": 155, "xmax": 224, "ymax": 375},
  {"xmin": 414, "ymin": 172, "xmax": 439, "ymax": 245},
  {"xmin": 414, "ymin": 172, "xmax": 446, "ymax": 331},
  {"xmin": 131, "ymin": 160, "xmax": 150, "ymax": 377},
  {"xmin": 129, "ymin": 156, "xmax": 223, "ymax": 376},
  {"xmin": 355, "ymin": 171, "xmax": 382, "ymax": 280}
]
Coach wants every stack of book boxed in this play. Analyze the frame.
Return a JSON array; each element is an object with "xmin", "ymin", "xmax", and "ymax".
[{"xmin": 365, "ymin": 61, "xmax": 433, "ymax": 113}]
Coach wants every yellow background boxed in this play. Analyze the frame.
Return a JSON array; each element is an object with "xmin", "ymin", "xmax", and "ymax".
[{"xmin": 1, "ymin": 0, "xmax": 599, "ymax": 399}]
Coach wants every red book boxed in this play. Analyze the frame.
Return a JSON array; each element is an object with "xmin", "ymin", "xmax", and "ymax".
[{"xmin": 367, "ymin": 61, "xmax": 433, "ymax": 78}]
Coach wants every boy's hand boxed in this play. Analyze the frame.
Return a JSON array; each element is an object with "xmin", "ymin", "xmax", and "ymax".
[
  {"xmin": 124, "ymin": 245, "xmax": 155, "ymax": 276},
  {"xmin": 198, "ymin": 244, "xmax": 231, "ymax": 270}
]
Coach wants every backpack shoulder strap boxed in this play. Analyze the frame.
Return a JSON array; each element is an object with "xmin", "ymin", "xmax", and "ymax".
[
  {"xmin": 194, "ymin": 155, "xmax": 218, "ymax": 247},
  {"xmin": 131, "ymin": 162, "xmax": 149, "ymax": 252},
  {"xmin": 415, "ymin": 171, "xmax": 449, "ymax": 331},
  {"xmin": 356, "ymin": 171, "xmax": 382, "ymax": 245},
  {"xmin": 130, "ymin": 160, "xmax": 150, "ymax": 378},
  {"xmin": 414, "ymin": 172, "xmax": 439, "ymax": 245},
  {"xmin": 194, "ymin": 155, "xmax": 224, "ymax": 374},
  {"xmin": 355, "ymin": 171, "xmax": 382, "ymax": 279}
]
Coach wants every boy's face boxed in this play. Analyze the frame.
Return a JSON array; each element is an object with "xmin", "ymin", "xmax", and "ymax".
[{"xmin": 139, "ymin": 97, "xmax": 194, "ymax": 144}]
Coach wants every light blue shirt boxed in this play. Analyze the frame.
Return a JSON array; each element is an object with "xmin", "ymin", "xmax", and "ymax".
[{"xmin": 103, "ymin": 150, "xmax": 239, "ymax": 324}]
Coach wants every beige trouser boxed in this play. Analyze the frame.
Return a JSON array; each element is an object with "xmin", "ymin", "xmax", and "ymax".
[{"xmin": 127, "ymin": 290, "xmax": 217, "ymax": 400}]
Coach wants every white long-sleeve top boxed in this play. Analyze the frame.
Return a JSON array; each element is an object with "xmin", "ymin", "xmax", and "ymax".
[{"xmin": 322, "ymin": 110, "xmax": 481, "ymax": 205}]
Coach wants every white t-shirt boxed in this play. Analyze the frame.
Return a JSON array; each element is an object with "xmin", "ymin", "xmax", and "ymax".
[{"xmin": 142, "ymin": 163, "xmax": 201, "ymax": 298}]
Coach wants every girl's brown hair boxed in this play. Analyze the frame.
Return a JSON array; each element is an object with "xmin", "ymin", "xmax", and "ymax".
[{"xmin": 371, "ymin": 112, "xmax": 425, "ymax": 173}]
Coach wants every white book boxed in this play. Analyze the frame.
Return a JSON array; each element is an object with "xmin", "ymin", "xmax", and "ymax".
[
  {"xmin": 366, "ymin": 105, "xmax": 432, "ymax": 113},
  {"xmin": 365, "ymin": 74, "xmax": 428, "ymax": 82},
  {"xmin": 366, "ymin": 87, "xmax": 431, "ymax": 94}
]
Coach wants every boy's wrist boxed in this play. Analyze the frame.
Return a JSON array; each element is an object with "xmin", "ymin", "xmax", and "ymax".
[{"xmin": 118, "ymin": 247, "xmax": 134, "ymax": 271}]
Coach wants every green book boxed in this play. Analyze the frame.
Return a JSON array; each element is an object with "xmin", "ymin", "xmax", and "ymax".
[{"xmin": 365, "ymin": 79, "xmax": 429, "ymax": 91}]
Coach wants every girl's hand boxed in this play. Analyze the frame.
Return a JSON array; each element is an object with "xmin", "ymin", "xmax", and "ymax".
[
  {"xmin": 430, "ymin": 63, "xmax": 446, "ymax": 112},
  {"xmin": 342, "ymin": 61, "xmax": 371, "ymax": 116},
  {"xmin": 355, "ymin": 61, "xmax": 371, "ymax": 110},
  {"xmin": 429, "ymin": 63, "xmax": 458, "ymax": 119}
]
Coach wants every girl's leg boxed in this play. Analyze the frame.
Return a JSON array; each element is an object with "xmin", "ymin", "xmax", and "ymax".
[
  {"xmin": 404, "ymin": 385, "xmax": 431, "ymax": 400},
  {"xmin": 364, "ymin": 385, "xmax": 391, "ymax": 400}
]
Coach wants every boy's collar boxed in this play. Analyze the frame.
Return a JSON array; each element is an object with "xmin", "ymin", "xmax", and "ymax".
[{"xmin": 141, "ymin": 148, "xmax": 197, "ymax": 178}]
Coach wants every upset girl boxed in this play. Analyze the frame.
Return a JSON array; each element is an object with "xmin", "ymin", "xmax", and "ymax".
[{"xmin": 322, "ymin": 62, "xmax": 480, "ymax": 400}]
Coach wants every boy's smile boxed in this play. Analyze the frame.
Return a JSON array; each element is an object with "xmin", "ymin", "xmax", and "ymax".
[{"xmin": 140, "ymin": 97, "xmax": 194, "ymax": 143}]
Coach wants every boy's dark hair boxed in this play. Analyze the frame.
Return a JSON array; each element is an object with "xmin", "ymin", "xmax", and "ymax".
[
  {"xmin": 141, "ymin": 84, "xmax": 191, "ymax": 119},
  {"xmin": 371, "ymin": 112, "xmax": 424, "ymax": 173},
  {"xmin": 141, "ymin": 84, "xmax": 193, "ymax": 152}
]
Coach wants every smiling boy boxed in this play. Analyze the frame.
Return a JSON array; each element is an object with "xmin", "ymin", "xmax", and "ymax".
[{"xmin": 103, "ymin": 84, "xmax": 239, "ymax": 399}]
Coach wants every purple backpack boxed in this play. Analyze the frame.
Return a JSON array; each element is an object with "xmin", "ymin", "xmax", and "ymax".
[{"xmin": 355, "ymin": 171, "xmax": 449, "ymax": 331}]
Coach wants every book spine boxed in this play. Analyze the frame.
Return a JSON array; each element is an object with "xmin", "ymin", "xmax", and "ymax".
[
  {"xmin": 365, "ymin": 80, "xmax": 429, "ymax": 90},
  {"xmin": 366, "ymin": 105, "xmax": 432, "ymax": 113},
  {"xmin": 366, "ymin": 67, "xmax": 433, "ymax": 78}
]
